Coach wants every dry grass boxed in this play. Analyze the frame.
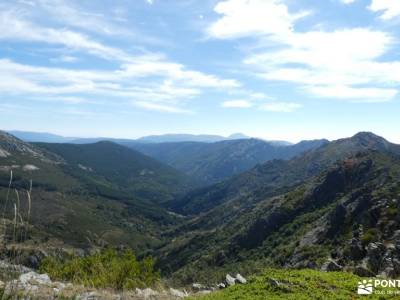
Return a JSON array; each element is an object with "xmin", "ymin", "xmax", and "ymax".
[{"xmin": 0, "ymin": 171, "xmax": 33, "ymax": 297}]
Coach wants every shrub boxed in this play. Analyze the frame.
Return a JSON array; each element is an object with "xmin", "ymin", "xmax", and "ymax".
[
  {"xmin": 361, "ymin": 228, "xmax": 379, "ymax": 246},
  {"xmin": 39, "ymin": 248, "xmax": 160, "ymax": 290}
]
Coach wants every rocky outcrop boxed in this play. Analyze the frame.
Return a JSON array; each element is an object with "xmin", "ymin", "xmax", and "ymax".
[
  {"xmin": 235, "ymin": 274, "xmax": 247, "ymax": 284},
  {"xmin": 225, "ymin": 274, "xmax": 236, "ymax": 286},
  {"xmin": 169, "ymin": 288, "xmax": 189, "ymax": 298},
  {"xmin": 348, "ymin": 238, "xmax": 365, "ymax": 261},
  {"xmin": 217, "ymin": 274, "xmax": 248, "ymax": 289},
  {"xmin": 0, "ymin": 147, "xmax": 10, "ymax": 158},
  {"xmin": 321, "ymin": 260, "xmax": 343, "ymax": 272},
  {"xmin": 0, "ymin": 131, "xmax": 61, "ymax": 163},
  {"xmin": 1, "ymin": 269, "xmax": 197, "ymax": 299}
]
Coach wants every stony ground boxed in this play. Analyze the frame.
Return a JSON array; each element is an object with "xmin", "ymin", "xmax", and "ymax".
[{"xmin": 0, "ymin": 260, "xmax": 223, "ymax": 299}]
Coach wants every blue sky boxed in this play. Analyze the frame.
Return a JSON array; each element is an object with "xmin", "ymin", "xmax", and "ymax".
[{"xmin": 0, "ymin": 0, "xmax": 399, "ymax": 142}]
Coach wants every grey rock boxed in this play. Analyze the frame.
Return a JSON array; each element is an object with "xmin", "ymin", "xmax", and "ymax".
[
  {"xmin": 225, "ymin": 274, "xmax": 236, "ymax": 286},
  {"xmin": 77, "ymin": 292, "xmax": 100, "ymax": 300},
  {"xmin": 348, "ymin": 238, "xmax": 365, "ymax": 260},
  {"xmin": 354, "ymin": 265, "xmax": 375, "ymax": 277},
  {"xmin": 192, "ymin": 283, "xmax": 206, "ymax": 290},
  {"xmin": 135, "ymin": 288, "xmax": 159, "ymax": 297},
  {"xmin": 366, "ymin": 242, "xmax": 386, "ymax": 273},
  {"xmin": 321, "ymin": 260, "xmax": 343, "ymax": 272},
  {"xmin": 382, "ymin": 267, "xmax": 397, "ymax": 278},
  {"xmin": 19, "ymin": 272, "xmax": 51, "ymax": 286},
  {"xmin": 217, "ymin": 283, "xmax": 226, "ymax": 289},
  {"xmin": 393, "ymin": 258, "xmax": 400, "ymax": 274},
  {"xmin": 169, "ymin": 288, "xmax": 188, "ymax": 298},
  {"xmin": 267, "ymin": 278, "xmax": 280, "ymax": 287},
  {"xmin": 392, "ymin": 230, "xmax": 400, "ymax": 241},
  {"xmin": 235, "ymin": 273, "xmax": 247, "ymax": 284}
]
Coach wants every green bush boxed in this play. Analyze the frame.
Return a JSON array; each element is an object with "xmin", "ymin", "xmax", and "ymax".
[
  {"xmin": 39, "ymin": 249, "xmax": 160, "ymax": 290},
  {"xmin": 361, "ymin": 228, "xmax": 379, "ymax": 246}
]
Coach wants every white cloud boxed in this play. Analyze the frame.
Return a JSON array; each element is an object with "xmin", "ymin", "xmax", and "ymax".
[
  {"xmin": 146, "ymin": 0, "xmax": 154, "ymax": 4},
  {"xmin": 0, "ymin": 10, "xmax": 130, "ymax": 61},
  {"xmin": 51, "ymin": 55, "xmax": 79, "ymax": 63},
  {"xmin": 369, "ymin": 0, "xmax": 400, "ymax": 20},
  {"xmin": 221, "ymin": 98, "xmax": 302, "ymax": 112},
  {"xmin": 36, "ymin": 0, "xmax": 130, "ymax": 36},
  {"xmin": 259, "ymin": 102, "xmax": 302, "ymax": 112},
  {"xmin": 0, "ymin": 57, "xmax": 240, "ymax": 113},
  {"xmin": 341, "ymin": 0, "xmax": 356, "ymax": 4},
  {"xmin": 221, "ymin": 100, "xmax": 253, "ymax": 108},
  {"xmin": 121, "ymin": 59, "xmax": 240, "ymax": 88},
  {"xmin": 209, "ymin": 0, "xmax": 399, "ymax": 102},
  {"xmin": 244, "ymin": 28, "xmax": 399, "ymax": 102},
  {"xmin": 307, "ymin": 85, "xmax": 397, "ymax": 102},
  {"xmin": 134, "ymin": 101, "xmax": 191, "ymax": 114},
  {"xmin": 207, "ymin": 0, "xmax": 310, "ymax": 39}
]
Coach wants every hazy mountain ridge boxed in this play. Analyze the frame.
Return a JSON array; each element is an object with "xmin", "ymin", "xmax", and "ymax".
[
  {"xmin": 9, "ymin": 131, "xmax": 252, "ymax": 144},
  {"xmin": 7, "ymin": 131, "xmax": 77, "ymax": 143},
  {"xmin": 136, "ymin": 133, "xmax": 250, "ymax": 143},
  {"xmin": 129, "ymin": 138, "xmax": 328, "ymax": 185}
]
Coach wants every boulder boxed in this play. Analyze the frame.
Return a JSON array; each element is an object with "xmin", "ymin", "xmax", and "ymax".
[
  {"xmin": 382, "ymin": 267, "xmax": 397, "ymax": 278},
  {"xmin": 267, "ymin": 278, "xmax": 280, "ymax": 287},
  {"xmin": 354, "ymin": 265, "xmax": 375, "ymax": 277},
  {"xmin": 321, "ymin": 260, "xmax": 343, "ymax": 272},
  {"xmin": 235, "ymin": 274, "xmax": 247, "ymax": 284},
  {"xmin": 192, "ymin": 283, "xmax": 206, "ymax": 290},
  {"xmin": 169, "ymin": 288, "xmax": 188, "ymax": 298},
  {"xmin": 135, "ymin": 288, "xmax": 159, "ymax": 297},
  {"xmin": 217, "ymin": 283, "xmax": 226, "ymax": 289},
  {"xmin": 19, "ymin": 272, "xmax": 51, "ymax": 286},
  {"xmin": 225, "ymin": 274, "xmax": 236, "ymax": 286}
]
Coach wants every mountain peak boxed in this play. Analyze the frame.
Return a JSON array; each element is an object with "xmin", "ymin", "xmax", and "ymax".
[
  {"xmin": 350, "ymin": 132, "xmax": 389, "ymax": 149},
  {"xmin": 227, "ymin": 133, "xmax": 249, "ymax": 139},
  {"xmin": 352, "ymin": 131, "xmax": 385, "ymax": 141}
]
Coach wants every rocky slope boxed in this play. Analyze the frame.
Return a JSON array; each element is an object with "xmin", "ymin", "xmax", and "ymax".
[{"xmin": 156, "ymin": 133, "xmax": 400, "ymax": 284}]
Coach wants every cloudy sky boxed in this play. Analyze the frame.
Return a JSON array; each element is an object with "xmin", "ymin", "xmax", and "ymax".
[{"xmin": 0, "ymin": 0, "xmax": 399, "ymax": 142}]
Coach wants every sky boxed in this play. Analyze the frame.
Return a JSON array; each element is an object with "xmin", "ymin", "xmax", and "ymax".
[{"xmin": 0, "ymin": 0, "xmax": 399, "ymax": 143}]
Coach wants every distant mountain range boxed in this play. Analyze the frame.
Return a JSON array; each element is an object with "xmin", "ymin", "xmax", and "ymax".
[
  {"xmin": 128, "ymin": 138, "xmax": 328, "ymax": 185},
  {"xmin": 136, "ymin": 133, "xmax": 250, "ymax": 143},
  {"xmin": 8, "ymin": 130, "xmax": 327, "ymax": 185},
  {"xmin": 7, "ymin": 130, "xmax": 296, "ymax": 145},
  {"xmin": 8, "ymin": 130, "xmax": 77, "ymax": 143},
  {"xmin": 8, "ymin": 130, "xmax": 253, "ymax": 144}
]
